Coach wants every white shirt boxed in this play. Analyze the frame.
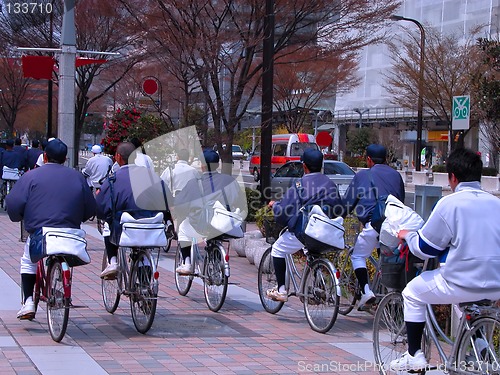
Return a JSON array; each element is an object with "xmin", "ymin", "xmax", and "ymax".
[
  {"xmin": 134, "ymin": 152, "xmax": 155, "ymax": 170},
  {"xmin": 406, "ymin": 182, "xmax": 500, "ymax": 290},
  {"xmin": 82, "ymin": 154, "xmax": 113, "ymax": 188},
  {"xmin": 161, "ymin": 160, "xmax": 200, "ymax": 196},
  {"xmin": 35, "ymin": 153, "xmax": 44, "ymax": 167}
]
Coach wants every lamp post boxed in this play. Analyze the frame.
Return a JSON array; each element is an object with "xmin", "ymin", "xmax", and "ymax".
[
  {"xmin": 353, "ymin": 107, "xmax": 369, "ymax": 128},
  {"xmin": 390, "ymin": 15, "xmax": 425, "ymax": 171}
]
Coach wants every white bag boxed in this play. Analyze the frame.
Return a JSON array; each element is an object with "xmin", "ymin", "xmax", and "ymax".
[
  {"xmin": 210, "ymin": 201, "xmax": 244, "ymax": 238},
  {"xmin": 304, "ymin": 206, "xmax": 345, "ymax": 249},
  {"xmin": 2, "ymin": 166, "xmax": 20, "ymax": 180},
  {"xmin": 42, "ymin": 227, "xmax": 90, "ymax": 267},
  {"xmin": 119, "ymin": 212, "xmax": 167, "ymax": 247},
  {"xmin": 379, "ymin": 195, "xmax": 425, "ymax": 247}
]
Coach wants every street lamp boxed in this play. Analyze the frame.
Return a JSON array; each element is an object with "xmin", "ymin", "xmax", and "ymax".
[
  {"xmin": 390, "ymin": 15, "xmax": 425, "ymax": 171},
  {"xmin": 353, "ymin": 107, "xmax": 369, "ymax": 128}
]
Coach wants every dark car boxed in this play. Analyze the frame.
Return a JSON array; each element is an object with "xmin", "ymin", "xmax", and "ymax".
[{"xmin": 269, "ymin": 160, "xmax": 355, "ymax": 200}]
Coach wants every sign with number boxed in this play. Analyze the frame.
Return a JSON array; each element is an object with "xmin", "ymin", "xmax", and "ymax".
[{"xmin": 452, "ymin": 95, "xmax": 470, "ymax": 130}]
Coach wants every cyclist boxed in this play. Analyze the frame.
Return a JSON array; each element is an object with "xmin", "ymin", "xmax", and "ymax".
[
  {"xmin": 341, "ymin": 144, "xmax": 405, "ymax": 310},
  {"xmin": 5, "ymin": 138, "xmax": 96, "ymax": 320},
  {"xmin": 130, "ymin": 137, "xmax": 155, "ymax": 170},
  {"xmin": 96, "ymin": 142, "xmax": 171, "ymax": 279},
  {"xmin": 82, "ymin": 144, "xmax": 113, "ymax": 191},
  {"xmin": 390, "ymin": 148, "xmax": 500, "ymax": 372},
  {"xmin": 266, "ymin": 149, "xmax": 343, "ymax": 302},
  {"xmin": 173, "ymin": 149, "xmax": 247, "ymax": 275},
  {"xmin": 160, "ymin": 148, "xmax": 200, "ymax": 197},
  {"xmin": 26, "ymin": 140, "xmax": 43, "ymax": 170},
  {"xmin": 13, "ymin": 138, "xmax": 28, "ymax": 171}
]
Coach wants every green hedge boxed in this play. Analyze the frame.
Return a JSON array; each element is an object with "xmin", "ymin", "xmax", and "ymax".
[
  {"xmin": 432, "ymin": 165, "xmax": 498, "ymax": 176},
  {"xmin": 245, "ymin": 187, "xmax": 265, "ymax": 222}
]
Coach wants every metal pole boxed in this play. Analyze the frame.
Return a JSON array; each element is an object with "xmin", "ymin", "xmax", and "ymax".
[
  {"xmin": 391, "ymin": 15, "xmax": 425, "ymax": 171},
  {"xmin": 58, "ymin": 0, "xmax": 77, "ymax": 168},
  {"xmin": 260, "ymin": 0, "xmax": 274, "ymax": 202}
]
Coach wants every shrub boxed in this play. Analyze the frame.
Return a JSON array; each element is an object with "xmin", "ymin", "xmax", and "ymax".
[
  {"xmin": 343, "ymin": 155, "xmax": 367, "ymax": 168},
  {"xmin": 245, "ymin": 188, "xmax": 263, "ymax": 222},
  {"xmin": 432, "ymin": 165, "xmax": 447, "ymax": 173},
  {"xmin": 255, "ymin": 205, "xmax": 273, "ymax": 236},
  {"xmin": 482, "ymin": 167, "xmax": 498, "ymax": 176}
]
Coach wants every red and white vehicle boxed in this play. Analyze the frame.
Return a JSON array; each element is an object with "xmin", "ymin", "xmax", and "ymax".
[{"xmin": 249, "ymin": 133, "xmax": 319, "ymax": 182}]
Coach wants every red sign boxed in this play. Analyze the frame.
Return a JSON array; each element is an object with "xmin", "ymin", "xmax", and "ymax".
[
  {"xmin": 316, "ymin": 131, "xmax": 333, "ymax": 147},
  {"xmin": 142, "ymin": 79, "xmax": 158, "ymax": 95}
]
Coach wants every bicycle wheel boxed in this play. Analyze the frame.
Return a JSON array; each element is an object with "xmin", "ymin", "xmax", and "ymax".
[
  {"xmin": 46, "ymin": 259, "xmax": 70, "ymax": 342},
  {"xmin": 257, "ymin": 247, "xmax": 285, "ymax": 314},
  {"xmin": 101, "ymin": 252, "xmax": 121, "ymax": 313},
  {"xmin": 174, "ymin": 243, "xmax": 193, "ymax": 296},
  {"xmin": 203, "ymin": 244, "xmax": 228, "ymax": 312},
  {"xmin": 333, "ymin": 251, "xmax": 358, "ymax": 315},
  {"xmin": 0, "ymin": 183, "xmax": 6, "ymax": 208},
  {"xmin": 373, "ymin": 291, "xmax": 407, "ymax": 374},
  {"xmin": 455, "ymin": 316, "xmax": 500, "ymax": 374},
  {"xmin": 303, "ymin": 258, "xmax": 339, "ymax": 334},
  {"xmin": 129, "ymin": 249, "xmax": 157, "ymax": 334}
]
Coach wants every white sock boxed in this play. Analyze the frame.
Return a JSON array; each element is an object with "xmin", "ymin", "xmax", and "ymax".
[
  {"xmin": 110, "ymin": 256, "xmax": 117, "ymax": 265},
  {"xmin": 184, "ymin": 257, "xmax": 191, "ymax": 266},
  {"xmin": 278, "ymin": 286, "xmax": 286, "ymax": 294}
]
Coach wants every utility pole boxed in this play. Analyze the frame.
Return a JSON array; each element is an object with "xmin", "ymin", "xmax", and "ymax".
[{"xmin": 260, "ymin": 0, "xmax": 274, "ymax": 202}]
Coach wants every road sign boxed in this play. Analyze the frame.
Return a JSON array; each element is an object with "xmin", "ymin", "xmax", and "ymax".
[
  {"xmin": 452, "ymin": 95, "xmax": 470, "ymax": 130},
  {"xmin": 315, "ymin": 131, "xmax": 333, "ymax": 147}
]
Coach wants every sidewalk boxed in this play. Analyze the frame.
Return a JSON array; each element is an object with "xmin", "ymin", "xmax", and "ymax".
[{"xmin": 0, "ymin": 211, "xmax": 442, "ymax": 375}]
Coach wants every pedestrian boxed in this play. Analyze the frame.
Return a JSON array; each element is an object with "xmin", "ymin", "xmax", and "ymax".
[
  {"xmin": 5, "ymin": 138, "xmax": 96, "ymax": 320},
  {"xmin": 13, "ymin": 138, "xmax": 28, "ymax": 171},
  {"xmin": 341, "ymin": 144, "xmax": 405, "ymax": 310},
  {"xmin": 130, "ymin": 137, "xmax": 155, "ymax": 170}
]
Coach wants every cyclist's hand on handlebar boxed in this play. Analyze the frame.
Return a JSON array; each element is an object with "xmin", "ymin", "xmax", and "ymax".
[
  {"xmin": 268, "ymin": 200, "xmax": 275, "ymax": 208},
  {"xmin": 397, "ymin": 229, "xmax": 410, "ymax": 239}
]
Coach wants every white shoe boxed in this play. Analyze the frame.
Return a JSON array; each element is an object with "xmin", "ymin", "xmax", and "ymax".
[
  {"xmin": 358, "ymin": 285, "xmax": 376, "ymax": 311},
  {"xmin": 266, "ymin": 287, "xmax": 288, "ymax": 302},
  {"xmin": 390, "ymin": 350, "xmax": 429, "ymax": 371},
  {"xmin": 17, "ymin": 297, "xmax": 35, "ymax": 320},
  {"xmin": 176, "ymin": 263, "xmax": 192, "ymax": 275},
  {"xmin": 100, "ymin": 263, "xmax": 119, "ymax": 279}
]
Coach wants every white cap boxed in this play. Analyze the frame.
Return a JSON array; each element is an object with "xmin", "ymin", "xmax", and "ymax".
[
  {"xmin": 91, "ymin": 145, "xmax": 102, "ymax": 154},
  {"xmin": 48, "ymin": 137, "xmax": 56, "ymax": 142}
]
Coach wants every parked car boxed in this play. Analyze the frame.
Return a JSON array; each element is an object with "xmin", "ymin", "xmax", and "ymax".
[
  {"xmin": 232, "ymin": 144, "xmax": 245, "ymax": 160},
  {"xmin": 269, "ymin": 160, "xmax": 355, "ymax": 200}
]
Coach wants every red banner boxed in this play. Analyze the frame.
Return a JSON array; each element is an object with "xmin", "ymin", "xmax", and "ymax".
[
  {"xmin": 75, "ymin": 57, "xmax": 107, "ymax": 67},
  {"xmin": 21, "ymin": 55, "xmax": 55, "ymax": 80}
]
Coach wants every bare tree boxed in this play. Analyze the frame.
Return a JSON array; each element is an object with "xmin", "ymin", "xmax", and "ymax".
[
  {"xmin": 472, "ymin": 37, "xmax": 499, "ymax": 169},
  {"xmin": 0, "ymin": 58, "xmax": 33, "ymax": 138},
  {"xmin": 385, "ymin": 26, "xmax": 482, "ymax": 152},
  {"xmin": 273, "ymin": 47, "xmax": 360, "ymax": 133},
  {"xmin": 119, "ymin": 0, "xmax": 400, "ymax": 173}
]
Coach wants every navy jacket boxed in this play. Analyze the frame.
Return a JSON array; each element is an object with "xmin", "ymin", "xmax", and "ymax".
[
  {"xmin": 272, "ymin": 172, "xmax": 344, "ymax": 233},
  {"xmin": 1, "ymin": 150, "xmax": 25, "ymax": 170},
  {"xmin": 341, "ymin": 164, "xmax": 405, "ymax": 225},
  {"xmin": 6, "ymin": 163, "xmax": 96, "ymax": 234},
  {"xmin": 13, "ymin": 145, "xmax": 28, "ymax": 170},
  {"xmin": 27, "ymin": 148, "xmax": 43, "ymax": 170},
  {"xmin": 96, "ymin": 164, "xmax": 171, "ymax": 223}
]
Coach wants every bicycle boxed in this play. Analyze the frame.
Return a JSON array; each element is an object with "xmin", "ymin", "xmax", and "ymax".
[
  {"xmin": 333, "ymin": 245, "xmax": 386, "ymax": 315},
  {"xmin": 372, "ymin": 258, "xmax": 500, "ymax": 374},
  {"xmin": 31, "ymin": 228, "xmax": 89, "ymax": 342},
  {"xmin": 101, "ymin": 243, "xmax": 161, "ymax": 334},
  {"xmin": 174, "ymin": 235, "xmax": 230, "ymax": 312},
  {"xmin": 1, "ymin": 178, "xmax": 18, "ymax": 209},
  {"xmin": 257, "ymin": 221, "xmax": 341, "ymax": 334}
]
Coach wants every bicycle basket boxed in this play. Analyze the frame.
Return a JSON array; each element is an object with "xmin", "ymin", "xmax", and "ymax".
[{"xmin": 263, "ymin": 217, "xmax": 284, "ymax": 245}]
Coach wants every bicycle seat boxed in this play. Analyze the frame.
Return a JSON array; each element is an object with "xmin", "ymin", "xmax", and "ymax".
[{"xmin": 458, "ymin": 299, "xmax": 493, "ymax": 308}]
